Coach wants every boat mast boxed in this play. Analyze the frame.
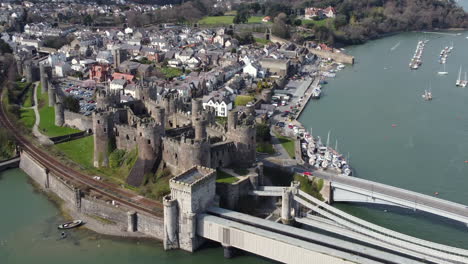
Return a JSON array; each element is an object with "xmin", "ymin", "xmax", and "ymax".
[
  {"xmin": 335, "ymin": 139, "xmax": 338, "ymax": 153},
  {"xmin": 326, "ymin": 130, "xmax": 331, "ymax": 148}
]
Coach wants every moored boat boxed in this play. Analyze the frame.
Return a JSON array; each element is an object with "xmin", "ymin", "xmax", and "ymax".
[{"xmin": 58, "ymin": 220, "xmax": 83, "ymax": 229}]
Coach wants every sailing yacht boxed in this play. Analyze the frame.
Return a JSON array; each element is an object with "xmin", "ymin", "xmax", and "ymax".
[
  {"xmin": 437, "ymin": 64, "xmax": 448, "ymax": 75},
  {"xmin": 422, "ymin": 83, "xmax": 433, "ymax": 101},
  {"xmin": 461, "ymin": 72, "xmax": 467, "ymax": 88},
  {"xmin": 456, "ymin": 66, "xmax": 462, "ymax": 86}
]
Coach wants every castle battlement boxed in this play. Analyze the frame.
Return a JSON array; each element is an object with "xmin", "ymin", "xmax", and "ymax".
[{"xmin": 170, "ymin": 166, "xmax": 216, "ymax": 190}]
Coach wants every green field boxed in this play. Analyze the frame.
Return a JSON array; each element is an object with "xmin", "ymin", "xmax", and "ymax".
[
  {"xmin": 38, "ymin": 106, "xmax": 80, "ymax": 137},
  {"xmin": 274, "ymin": 131, "xmax": 295, "ymax": 159},
  {"xmin": 256, "ymin": 142, "xmax": 275, "ymax": 154},
  {"xmin": 254, "ymin": 38, "xmax": 271, "ymax": 45},
  {"xmin": 198, "ymin": 16, "xmax": 265, "ymax": 25},
  {"xmin": 19, "ymin": 108, "xmax": 35, "ymax": 129},
  {"xmin": 234, "ymin": 95, "xmax": 254, "ymax": 106},
  {"xmin": 36, "ymin": 84, "xmax": 80, "ymax": 137},
  {"xmin": 55, "ymin": 136, "xmax": 94, "ymax": 168},
  {"xmin": 22, "ymin": 86, "xmax": 34, "ymax": 107}
]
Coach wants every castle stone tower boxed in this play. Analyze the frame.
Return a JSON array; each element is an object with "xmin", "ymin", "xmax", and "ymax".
[
  {"xmin": 226, "ymin": 109, "xmax": 256, "ymax": 167},
  {"xmin": 39, "ymin": 64, "xmax": 50, "ymax": 93},
  {"xmin": 191, "ymin": 98, "xmax": 203, "ymax": 123},
  {"xmin": 24, "ymin": 60, "xmax": 34, "ymax": 83},
  {"xmin": 54, "ymin": 102, "xmax": 64, "ymax": 126},
  {"xmin": 96, "ymin": 89, "xmax": 120, "ymax": 111},
  {"xmin": 15, "ymin": 55, "xmax": 24, "ymax": 76},
  {"xmin": 154, "ymin": 106, "xmax": 165, "ymax": 131},
  {"xmin": 48, "ymin": 83, "xmax": 56, "ymax": 107},
  {"xmin": 136, "ymin": 122, "xmax": 159, "ymax": 162},
  {"xmin": 163, "ymin": 166, "xmax": 216, "ymax": 252},
  {"xmin": 194, "ymin": 118, "xmax": 207, "ymax": 142},
  {"xmin": 261, "ymin": 89, "xmax": 273, "ymax": 104},
  {"xmin": 93, "ymin": 112, "xmax": 114, "ymax": 167}
]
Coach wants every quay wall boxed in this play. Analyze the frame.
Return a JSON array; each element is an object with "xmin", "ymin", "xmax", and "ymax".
[
  {"xmin": 308, "ymin": 49, "xmax": 355, "ymax": 65},
  {"xmin": 19, "ymin": 151, "xmax": 164, "ymax": 239}
]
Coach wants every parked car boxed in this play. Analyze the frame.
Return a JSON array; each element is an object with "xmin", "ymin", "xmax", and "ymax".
[{"xmin": 303, "ymin": 171, "xmax": 312, "ymax": 176}]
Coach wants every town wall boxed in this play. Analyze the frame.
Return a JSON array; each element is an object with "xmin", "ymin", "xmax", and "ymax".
[
  {"xmin": 19, "ymin": 151, "xmax": 165, "ymax": 239},
  {"xmin": 64, "ymin": 110, "xmax": 93, "ymax": 132},
  {"xmin": 216, "ymin": 174, "xmax": 252, "ymax": 210}
]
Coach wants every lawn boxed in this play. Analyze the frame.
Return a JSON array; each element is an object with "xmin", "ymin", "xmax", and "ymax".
[
  {"xmin": 160, "ymin": 67, "xmax": 183, "ymax": 79},
  {"xmin": 22, "ymin": 86, "xmax": 34, "ymax": 107},
  {"xmin": 302, "ymin": 18, "xmax": 335, "ymax": 29},
  {"xmin": 256, "ymin": 141, "xmax": 275, "ymax": 154},
  {"xmin": 254, "ymin": 38, "xmax": 271, "ymax": 45},
  {"xmin": 216, "ymin": 169, "xmax": 239, "ymax": 184},
  {"xmin": 19, "ymin": 108, "xmax": 35, "ymax": 129},
  {"xmin": 55, "ymin": 136, "xmax": 94, "ymax": 168},
  {"xmin": 198, "ymin": 16, "xmax": 265, "ymax": 25},
  {"xmin": 234, "ymin": 95, "xmax": 254, "ymax": 106},
  {"xmin": 38, "ymin": 106, "xmax": 80, "ymax": 137},
  {"xmin": 274, "ymin": 131, "xmax": 295, "ymax": 159},
  {"xmin": 37, "ymin": 84, "xmax": 80, "ymax": 137},
  {"xmin": 293, "ymin": 174, "xmax": 324, "ymax": 201}
]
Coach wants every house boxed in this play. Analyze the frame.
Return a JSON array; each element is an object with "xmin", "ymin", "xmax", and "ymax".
[
  {"xmin": 260, "ymin": 58, "xmax": 290, "ymax": 77},
  {"xmin": 55, "ymin": 62, "xmax": 71, "ymax": 77},
  {"xmin": 243, "ymin": 62, "xmax": 263, "ymax": 78},
  {"xmin": 110, "ymin": 78, "xmax": 127, "ymax": 93},
  {"xmin": 202, "ymin": 90, "xmax": 233, "ymax": 117},
  {"xmin": 90, "ymin": 65, "xmax": 110, "ymax": 83},
  {"xmin": 304, "ymin": 6, "xmax": 336, "ymax": 19},
  {"xmin": 112, "ymin": 72, "xmax": 135, "ymax": 83}
]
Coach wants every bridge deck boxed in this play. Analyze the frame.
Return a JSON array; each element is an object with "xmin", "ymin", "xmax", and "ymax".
[
  {"xmin": 311, "ymin": 171, "xmax": 468, "ymax": 223},
  {"xmin": 205, "ymin": 207, "xmax": 434, "ymax": 264}
]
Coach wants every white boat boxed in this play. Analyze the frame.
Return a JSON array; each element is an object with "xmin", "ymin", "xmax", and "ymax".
[
  {"xmin": 311, "ymin": 87, "xmax": 321, "ymax": 99},
  {"xmin": 461, "ymin": 72, "xmax": 467, "ymax": 88},
  {"xmin": 437, "ymin": 64, "xmax": 448, "ymax": 75},
  {"xmin": 456, "ymin": 66, "xmax": 462, "ymax": 86},
  {"xmin": 321, "ymin": 159, "xmax": 329, "ymax": 169}
]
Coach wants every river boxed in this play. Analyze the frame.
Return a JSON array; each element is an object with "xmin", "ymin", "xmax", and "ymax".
[
  {"xmin": 0, "ymin": 169, "xmax": 271, "ymax": 264},
  {"xmin": 299, "ymin": 28, "xmax": 468, "ymax": 248}
]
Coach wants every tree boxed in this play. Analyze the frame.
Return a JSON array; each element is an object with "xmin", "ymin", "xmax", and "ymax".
[
  {"xmin": 256, "ymin": 123, "xmax": 271, "ymax": 142},
  {"xmin": 234, "ymin": 10, "xmax": 250, "ymax": 24},
  {"xmin": 0, "ymin": 39, "xmax": 12, "ymax": 54},
  {"xmin": 63, "ymin": 96, "xmax": 80, "ymax": 113},
  {"xmin": 272, "ymin": 13, "xmax": 291, "ymax": 39},
  {"xmin": 83, "ymin": 15, "xmax": 93, "ymax": 26}
]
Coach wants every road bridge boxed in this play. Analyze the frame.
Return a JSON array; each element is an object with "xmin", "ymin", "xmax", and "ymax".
[{"xmin": 0, "ymin": 156, "xmax": 20, "ymax": 172}]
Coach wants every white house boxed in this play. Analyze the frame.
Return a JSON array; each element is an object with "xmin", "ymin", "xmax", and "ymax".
[
  {"xmin": 243, "ymin": 63, "xmax": 264, "ymax": 78},
  {"xmin": 110, "ymin": 79, "xmax": 127, "ymax": 93},
  {"xmin": 55, "ymin": 62, "xmax": 71, "ymax": 77},
  {"xmin": 202, "ymin": 91, "xmax": 233, "ymax": 117}
]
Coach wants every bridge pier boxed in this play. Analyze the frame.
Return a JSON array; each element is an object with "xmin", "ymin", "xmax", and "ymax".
[
  {"xmin": 127, "ymin": 211, "xmax": 137, "ymax": 232},
  {"xmin": 281, "ymin": 188, "xmax": 293, "ymax": 225},
  {"xmin": 223, "ymin": 245, "xmax": 238, "ymax": 259}
]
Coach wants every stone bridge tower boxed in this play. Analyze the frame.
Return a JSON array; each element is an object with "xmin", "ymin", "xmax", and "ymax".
[{"xmin": 163, "ymin": 166, "xmax": 216, "ymax": 252}]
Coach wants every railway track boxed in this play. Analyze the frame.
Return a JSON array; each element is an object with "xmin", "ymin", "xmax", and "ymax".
[{"xmin": 0, "ymin": 87, "xmax": 164, "ymax": 217}]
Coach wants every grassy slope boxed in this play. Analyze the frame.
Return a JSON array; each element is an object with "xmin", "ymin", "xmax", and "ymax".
[
  {"xmin": 55, "ymin": 136, "xmax": 94, "ymax": 168},
  {"xmin": 199, "ymin": 16, "xmax": 265, "ymax": 25},
  {"xmin": 19, "ymin": 108, "xmax": 35, "ymax": 129},
  {"xmin": 37, "ymin": 85, "xmax": 80, "ymax": 137},
  {"xmin": 274, "ymin": 131, "xmax": 295, "ymax": 159}
]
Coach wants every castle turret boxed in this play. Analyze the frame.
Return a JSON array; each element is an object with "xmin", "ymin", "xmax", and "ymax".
[
  {"xmin": 227, "ymin": 110, "xmax": 238, "ymax": 131},
  {"xmin": 15, "ymin": 55, "xmax": 24, "ymax": 76},
  {"xmin": 24, "ymin": 60, "xmax": 33, "ymax": 83},
  {"xmin": 96, "ymin": 89, "xmax": 120, "ymax": 111},
  {"xmin": 191, "ymin": 98, "xmax": 203, "ymax": 123},
  {"xmin": 54, "ymin": 102, "xmax": 64, "ymax": 126},
  {"xmin": 154, "ymin": 106, "xmax": 166, "ymax": 135},
  {"xmin": 93, "ymin": 112, "xmax": 114, "ymax": 167},
  {"xmin": 261, "ymin": 89, "xmax": 273, "ymax": 104},
  {"xmin": 194, "ymin": 118, "xmax": 207, "ymax": 142},
  {"xmin": 136, "ymin": 122, "xmax": 159, "ymax": 162},
  {"xmin": 39, "ymin": 64, "xmax": 50, "ymax": 93},
  {"xmin": 48, "ymin": 83, "xmax": 56, "ymax": 107}
]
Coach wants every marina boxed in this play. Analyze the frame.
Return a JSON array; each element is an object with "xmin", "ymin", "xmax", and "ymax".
[
  {"xmin": 299, "ymin": 30, "xmax": 468, "ymax": 249},
  {"xmin": 409, "ymin": 40, "xmax": 427, "ymax": 70}
]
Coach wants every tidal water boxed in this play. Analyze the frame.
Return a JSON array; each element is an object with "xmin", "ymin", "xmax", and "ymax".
[
  {"xmin": 0, "ymin": 169, "xmax": 271, "ymax": 264},
  {"xmin": 299, "ymin": 30, "xmax": 468, "ymax": 248}
]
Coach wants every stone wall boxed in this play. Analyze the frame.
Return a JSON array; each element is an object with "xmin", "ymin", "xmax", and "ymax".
[
  {"xmin": 216, "ymin": 173, "xmax": 254, "ymax": 210},
  {"xmin": 19, "ymin": 151, "xmax": 165, "ymax": 240},
  {"xmin": 64, "ymin": 110, "xmax": 93, "ymax": 132}
]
